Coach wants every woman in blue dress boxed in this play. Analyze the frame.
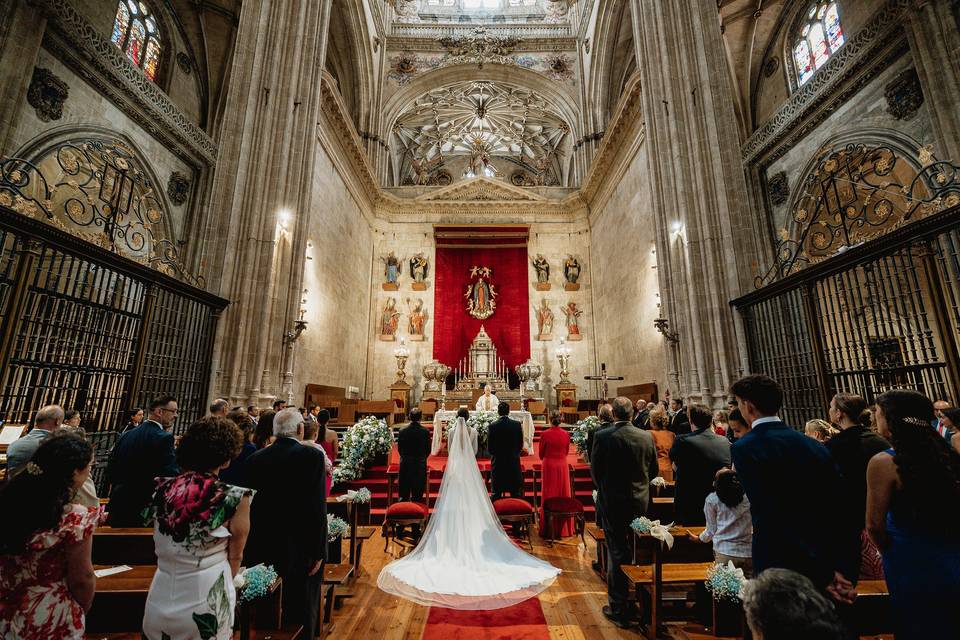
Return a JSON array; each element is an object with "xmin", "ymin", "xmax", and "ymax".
[{"xmin": 867, "ymin": 390, "xmax": 960, "ymax": 638}]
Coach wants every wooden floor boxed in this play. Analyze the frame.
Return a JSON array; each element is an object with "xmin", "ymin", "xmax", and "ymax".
[{"xmin": 331, "ymin": 528, "xmax": 641, "ymax": 639}]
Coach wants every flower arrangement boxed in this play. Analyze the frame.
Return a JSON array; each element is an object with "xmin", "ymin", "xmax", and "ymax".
[
  {"xmin": 350, "ymin": 487, "xmax": 371, "ymax": 504},
  {"xmin": 327, "ymin": 514, "xmax": 350, "ymax": 542},
  {"xmin": 333, "ymin": 417, "xmax": 393, "ymax": 485},
  {"xmin": 705, "ymin": 561, "xmax": 747, "ymax": 602},
  {"xmin": 444, "ymin": 411, "xmax": 497, "ymax": 445},
  {"xmin": 235, "ymin": 564, "xmax": 278, "ymax": 603},
  {"xmin": 651, "ymin": 476, "xmax": 667, "ymax": 488},
  {"xmin": 570, "ymin": 415, "xmax": 602, "ymax": 455},
  {"xmin": 630, "ymin": 516, "xmax": 655, "ymax": 533}
]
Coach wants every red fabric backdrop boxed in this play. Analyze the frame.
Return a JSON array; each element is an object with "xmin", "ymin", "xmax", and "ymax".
[{"xmin": 433, "ymin": 246, "xmax": 530, "ymax": 369}]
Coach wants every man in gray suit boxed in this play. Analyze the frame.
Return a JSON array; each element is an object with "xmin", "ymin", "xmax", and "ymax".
[{"xmin": 591, "ymin": 396, "xmax": 660, "ymax": 629}]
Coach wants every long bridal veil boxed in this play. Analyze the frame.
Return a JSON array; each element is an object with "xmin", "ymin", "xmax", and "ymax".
[{"xmin": 377, "ymin": 417, "xmax": 560, "ymax": 610}]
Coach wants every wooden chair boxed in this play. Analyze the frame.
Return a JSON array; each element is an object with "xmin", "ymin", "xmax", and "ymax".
[
  {"xmin": 507, "ymin": 400, "xmax": 522, "ymax": 411},
  {"xmin": 493, "ymin": 498, "xmax": 535, "ymax": 548},
  {"xmin": 542, "ymin": 496, "xmax": 586, "ymax": 545},
  {"xmin": 382, "ymin": 469, "xmax": 434, "ymax": 552}
]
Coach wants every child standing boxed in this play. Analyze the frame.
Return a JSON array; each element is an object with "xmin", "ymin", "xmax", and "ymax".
[{"xmin": 699, "ymin": 468, "xmax": 753, "ymax": 576}]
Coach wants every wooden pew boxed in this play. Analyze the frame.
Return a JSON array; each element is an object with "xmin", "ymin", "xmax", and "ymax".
[
  {"xmin": 587, "ymin": 523, "xmax": 607, "ymax": 579},
  {"xmin": 92, "ymin": 527, "xmax": 155, "ymax": 566},
  {"xmin": 86, "ymin": 565, "xmax": 155, "ymax": 633},
  {"xmin": 623, "ymin": 526, "xmax": 714, "ymax": 640},
  {"xmin": 356, "ymin": 400, "xmax": 396, "ymax": 426},
  {"xmin": 648, "ymin": 496, "xmax": 674, "ymax": 522},
  {"xmin": 319, "ymin": 563, "xmax": 354, "ymax": 638}
]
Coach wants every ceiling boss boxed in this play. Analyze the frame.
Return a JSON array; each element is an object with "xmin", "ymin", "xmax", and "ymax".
[{"xmin": 465, "ymin": 265, "xmax": 498, "ymax": 320}]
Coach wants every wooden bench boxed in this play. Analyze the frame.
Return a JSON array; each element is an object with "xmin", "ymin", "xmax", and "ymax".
[
  {"xmin": 347, "ymin": 525, "xmax": 376, "ymax": 578},
  {"xmin": 86, "ymin": 565, "xmax": 156, "ymax": 632},
  {"xmin": 587, "ymin": 523, "xmax": 607, "ymax": 579},
  {"xmin": 92, "ymin": 527, "xmax": 155, "ymax": 565},
  {"xmin": 648, "ymin": 496, "xmax": 674, "ymax": 522},
  {"xmin": 854, "ymin": 580, "xmax": 891, "ymax": 636},
  {"xmin": 319, "ymin": 563, "xmax": 354, "ymax": 638},
  {"xmin": 357, "ymin": 400, "xmax": 396, "ymax": 426}
]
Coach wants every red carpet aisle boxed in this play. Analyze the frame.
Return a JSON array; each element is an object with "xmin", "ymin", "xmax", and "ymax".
[{"xmin": 422, "ymin": 598, "xmax": 551, "ymax": 640}]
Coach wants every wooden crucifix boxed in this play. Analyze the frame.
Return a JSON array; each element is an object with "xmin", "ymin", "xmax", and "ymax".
[{"xmin": 584, "ymin": 363, "xmax": 624, "ymax": 401}]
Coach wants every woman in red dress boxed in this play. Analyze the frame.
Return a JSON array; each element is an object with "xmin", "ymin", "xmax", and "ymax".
[
  {"xmin": 539, "ymin": 412, "xmax": 574, "ymax": 538},
  {"xmin": 317, "ymin": 410, "xmax": 338, "ymax": 496}
]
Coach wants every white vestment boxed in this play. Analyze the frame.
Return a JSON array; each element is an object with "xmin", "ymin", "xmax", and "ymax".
[
  {"xmin": 475, "ymin": 393, "xmax": 500, "ymax": 412},
  {"xmin": 377, "ymin": 418, "xmax": 559, "ymax": 609}
]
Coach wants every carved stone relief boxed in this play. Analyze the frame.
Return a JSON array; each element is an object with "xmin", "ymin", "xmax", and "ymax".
[
  {"xmin": 884, "ymin": 68, "xmax": 924, "ymax": 120},
  {"xmin": 27, "ymin": 68, "xmax": 69, "ymax": 122},
  {"xmin": 167, "ymin": 171, "xmax": 191, "ymax": 206},
  {"xmin": 767, "ymin": 171, "xmax": 790, "ymax": 206}
]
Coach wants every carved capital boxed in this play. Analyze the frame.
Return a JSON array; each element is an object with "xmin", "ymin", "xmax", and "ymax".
[{"xmin": 27, "ymin": 67, "xmax": 69, "ymax": 122}]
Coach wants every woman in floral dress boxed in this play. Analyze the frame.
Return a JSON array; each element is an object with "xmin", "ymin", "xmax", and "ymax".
[
  {"xmin": 142, "ymin": 417, "xmax": 253, "ymax": 640},
  {"xmin": 0, "ymin": 433, "xmax": 101, "ymax": 640}
]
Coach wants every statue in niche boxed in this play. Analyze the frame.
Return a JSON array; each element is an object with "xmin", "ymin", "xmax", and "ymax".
[
  {"xmin": 534, "ymin": 299, "xmax": 554, "ymax": 341},
  {"xmin": 379, "ymin": 297, "xmax": 400, "ymax": 340},
  {"xmin": 410, "ymin": 253, "xmax": 429, "ymax": 290},
  {"xmin": 381, "ymin": 252, "xmax": 402, "ymax": 290},
  {"xmin": 407, "ymin": 298, "xmax": 428, "ymax": 341},
  {"xmin": 532, "ymin": 254, "xmax": 550, "ymax": 290},
  {"xmin": 562, "ymin": 301, "xmax": 583, "ymax": 341},
  {"xmin": 564, "ymin": 255, "xmax": 581, "ymax": 290}
]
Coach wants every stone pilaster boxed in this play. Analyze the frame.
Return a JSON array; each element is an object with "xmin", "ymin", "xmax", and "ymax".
[
  {"xmin": 905, "ymin": 0, "xmax": 960, "ymax": 162},
  {"xmin": 632, "ymin": 0, "xmax": 756, "ymax": 405},
  {"xmin": 0, "ymin": 0, "xmax": 49, "ymax": 155},
  {"xmin": 206, "ymin": 0, "xmax": 333, "ymax": 407}
]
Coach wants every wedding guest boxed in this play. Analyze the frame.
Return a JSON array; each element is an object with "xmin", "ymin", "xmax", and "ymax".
[
  {"xmin": 397, "ymin": 408, "xmax": 431, "ymax": 502},
  {"xmin": 743, "ymin": 569, "xmax": 843, "ymax": 640},
  {"xmin": 316, "ymin": 410, "xmax": 339, "ymax": 487},
  {"xmin": 244, "ymin": 408, "xmax": 327, "ymax": 638},
  {"xmin": 488, "ymin": 402, "xmax": 524, "ymax": 499},
  {"xmin": 726, "ymin": 398, "xmax": 738, "ymax": 413},
  {"xmin": 825, "ymin": 393, "xmax": 890, "ymax": 583},
  {"xmin": 648, "ymin": 406, "xmax": 675, "ymax": 481},
  {"xmin": 669, "ymin": 404, "xmax": 731, "ymax": 525},
  {"xmin": 220, "ymin": 410, "xmax": 257, "ymax": 487},
  {"xmin": 106, "ymin": 396, "xmax": 179, "ymax": 526},
  {"xmin": 143, "ymin": 417, "xmax": 252, "ymax": 640},
  {"xmin": 252, "ymin": 410, "xmax": 276, "ymax": 449},
  {"xmin": 121, "ymin": 407, "xmax": 144, "ymax": 433},
  {"xmin": 586, "ymin": 403, "xmax": 614, "ymax": 463},
  {"xmin": 591, "ymin": 397, "xmax": 659, "ymax": 629},
  {"xmin": 272, "ymin": 399, "xmax": 287, "ymax": 412},
  {"xmin": 727, "ymin": 408, "xmax": 750, "ymax": 440},
  {"xmin": 6, "ymin": 405, "xmax": 64, "ymax": 476},
  {"xmin": 805, "ymin": 418, "xmax": 838, "ymax": 443},
  {"xmin": 0, "ymin": 433, "xmax": 100, "ymax": 639},
  {"xmin": 700, "ymin": 468, "xmax": 752, "ymax": 575},
  {"xmin": 933, "ymin": 399, "xmax": 952, "ymax": 437},
  {"xmin": 669, "ymin": 397, "xmax": 689, "ymax": 434},
  {"xmin": 712, "ymin": 410, "xmax": 729, "ymax": 437},
  {"xmin": 209, "ymin": 398, "xmax": 229, "ymax": 417},
  {"xmin": 945, "ymin": 408, "xmax": 960, "ymax": 455},
  {"xmin": 247, "ymin": 405, "xmax": 260, "ymax": 426},
  {"xmin": 63, "ymin": 410, "xmax": 81, "ymax": 429},
  {"xmin": 301, "ymin": 417, "xmax": 334, "ymax": 496},
  {"xmin": 632, "ymin": 400, "xmax": 650, "ymax": 429},
  {"xmin": 539, "ymin": 411, "xmax": 573, "ymax": 537},
  {"xmin": 730, "ymin": 375, "xmax": 853, "ymax": 604},
  {"xmin": 866, "ymin": 390, "xmax": 960, "ymax": 638}
]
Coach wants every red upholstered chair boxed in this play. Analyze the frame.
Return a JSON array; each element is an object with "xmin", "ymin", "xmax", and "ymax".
[
  {"xmin": 382, "ymin": 469, "xmax": 434, "ymax": 552},
  {"xmin": 542, "ymin": 496, "xmax": 586, "ymax": 545},
  {"xmin": 493, "ymin": 498, "xmax": 535, "ymax": 549}
]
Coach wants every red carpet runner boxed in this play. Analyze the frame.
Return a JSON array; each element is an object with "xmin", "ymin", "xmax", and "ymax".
[{"xmin": 422, "ymin": 597, "xmax": 550, "ymax": 640}]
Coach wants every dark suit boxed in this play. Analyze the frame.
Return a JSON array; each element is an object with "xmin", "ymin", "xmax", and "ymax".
[
  {"xmin": 632, "ymin": 409, "xmax": 650, "ymax": 430},
  {"xmin": 669, "ymin": 410, "xmax": 690, "ymax": 435},
  {"xmin": 106, "ymin": 420, "xmax": 178, "ymax": 526},
  {"xmin": 244, "ymin": 437, "xmax": 327, "ymax": 638},
  {"xmin": 487, "ymin": 415, "xmax": 524, "ymax": 498},
  {"xmin": 731, "ymin": 420, "xmax": 843, "ymax": 589},
  {"xmin": 669, "ymin": 427, "xmax": 731, "ymax": 525},
  {"xmin": 586, "ymin": 420, "xmax": 614, "ymax": 464},
  {"xmin": 825, "ymin": 426, "xmax": 890, "ymax": 583},
  {"xmin": 397, "ymin": 421, "xmax": 431, "ymax": 502},
  {"xmin": 591, "ymin": 421, "xmax": 660, "ymax": 618}
]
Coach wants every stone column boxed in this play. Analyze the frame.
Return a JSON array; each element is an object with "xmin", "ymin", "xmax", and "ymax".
[
  {"xmin": 905, "ymin": 0, "xmax": 960, "ymax": 162},
  {"xmin": 632, "ymin": 0, "xmax": 757, "ymax": 405},
  {"xmin": 205, "ymin": 0, "xmax": 333, "ymax": 407},
  {"xmin": 0, "ymin": 0, "xmax": 49, "ymax": 155}
]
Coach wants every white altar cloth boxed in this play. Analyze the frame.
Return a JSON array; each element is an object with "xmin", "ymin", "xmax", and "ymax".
[{"xmin": 432, "ymin": 410, "xmax": 534, "ymax": 455}]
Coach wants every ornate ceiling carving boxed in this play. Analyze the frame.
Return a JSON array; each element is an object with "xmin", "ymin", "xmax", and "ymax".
[{"xmin": 392, "ymin": 80, "xmax": 569, "ymax": 186}]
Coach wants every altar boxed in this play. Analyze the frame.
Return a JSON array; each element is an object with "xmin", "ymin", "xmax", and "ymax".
[{"xmin": 431, "ymin": 410, "xmax": 535, "ymax": 455}]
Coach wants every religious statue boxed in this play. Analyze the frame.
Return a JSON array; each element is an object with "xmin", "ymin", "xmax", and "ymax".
[
  {"xmin": 564, "ymin": 255, "xmax": 581, "ymax": 290},
  {"xmin": 532, "ymin": 254, "xmax": 550, "ymax": 290},
  {"xmin": 534, "ymin": 299, "xmax": 554, "ymax": 340},
  {"xmin": 379, "ymin": 297, "xmax": 400, "ymax": 340},
  {"xmin": 465, "ymin": 265, "xmax": 497, "ymax": 320},
  {"xmin": 381, "ymin": 252, "xmax": 402, "ymax": 290},
  {"xmin": 562, "ymin": 301, "xmax": 583, "ymax": 341},
  {"xmin": 410, "ymin": 253, "xmax": 429, "ymax": 290},
  {"xmin": 407, "ymin": 298, "xmax": 427, "ymax": 341},
  {"xmin": 464, "ymin": 138, "xmax": 501, "ymax": 179}
]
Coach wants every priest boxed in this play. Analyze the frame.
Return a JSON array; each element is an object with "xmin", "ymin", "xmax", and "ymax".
[{"xmin": 475, "ymin": 384, "xmax": 500, "ymax": 412}]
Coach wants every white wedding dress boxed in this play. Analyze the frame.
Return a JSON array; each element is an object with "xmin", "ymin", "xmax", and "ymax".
[{"xmin": 377, "ymin": 418, "xmax": 560, "ymax": 609}]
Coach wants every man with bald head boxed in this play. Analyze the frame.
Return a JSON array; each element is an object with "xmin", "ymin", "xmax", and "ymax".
[
  {"xmin": 591, "ymin": 396, "xmax": 660, "ymax": 628},
  {"xmin": 6, "ymin": 405, "xmax": 65, "ymax": 476},
  {"xmin": 933, "ymin": 399, "xmax": 952, "ymax": 438}
]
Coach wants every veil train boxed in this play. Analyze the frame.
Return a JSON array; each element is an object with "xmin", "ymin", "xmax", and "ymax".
[{"xmin": 377, "ymin": 417, "xmax": 560, "ymax": 610}]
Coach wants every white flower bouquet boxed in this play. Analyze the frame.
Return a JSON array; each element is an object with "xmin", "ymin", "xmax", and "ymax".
[
  {"xmin": 571, "ymin": 415, "xmax": 602, "ymax": 455},
  {"xmin": 705, "ymin": 561, "xmax": 747, "ymax": 602},
  {"xmin": 327, "ymin": 514, "xmax": 350, "ymax": 542}
]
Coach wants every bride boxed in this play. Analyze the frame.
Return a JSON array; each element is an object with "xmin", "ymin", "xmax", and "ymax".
[{"xmin": 377, "ymin": 411, "xmax": 560, "ymax": 609}]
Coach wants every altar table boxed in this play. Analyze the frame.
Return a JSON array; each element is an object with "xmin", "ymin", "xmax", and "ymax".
[{"xmin": 432, "ymin": 410, "xmax": 534, "ymax": 455}]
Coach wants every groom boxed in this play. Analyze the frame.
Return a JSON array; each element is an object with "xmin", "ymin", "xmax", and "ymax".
[{"xmin": 487, "ymin": 401, "xmax": 524, "ymax": 499}]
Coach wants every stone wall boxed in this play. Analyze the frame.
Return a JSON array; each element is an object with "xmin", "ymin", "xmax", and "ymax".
[
  {"xmin": 588, "ymin": 145, "xmax": 666, "ymax": 396},
  {"xmin": 291, "ymin": 144, "xmax": 375, "ymax": 401}
]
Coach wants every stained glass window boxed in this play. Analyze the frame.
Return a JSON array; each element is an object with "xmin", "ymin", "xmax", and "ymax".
[
  {"xmin": 110, "ymin": 0, "xmax": 162, "ymax": 81},
  {"xmin": 793, "ymin": 2, "xmax": 844, "ymax": 86}
]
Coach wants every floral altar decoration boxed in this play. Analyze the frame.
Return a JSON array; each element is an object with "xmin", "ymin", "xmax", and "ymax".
[
  {"xmin": 443, "ymin": 411, "xmax": 496, "ymax": 445},
  {"xmin": 332, "ymin": 417, "xmax": 393, "ymax": 486},
  {"xmin": 570, "ymin": 415, "xmax": 602, "ymax": 456}
]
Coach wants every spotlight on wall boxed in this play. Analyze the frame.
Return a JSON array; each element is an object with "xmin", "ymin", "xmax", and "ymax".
[
  {"xmin": 278, "ymin": 208, "xmax": 292, "ymax": 229},
  {"xmin": 671, "ymin": 221, "xmax": 682, "ymax": 235}
]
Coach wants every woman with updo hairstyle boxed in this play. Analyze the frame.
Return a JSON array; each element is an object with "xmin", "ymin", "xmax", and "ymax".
[
  {"xmin": 803, "ymin": 418, "xmax": 838, "ymax": 443},
  {"xmin": 866, "ymin": 390, "xmax": 960, "ymax": 639},
  {"xmin": 142, "ymin": 417, "xmax": 253, "ymax": 640},
  {"xmin": 0, "ymin": 433, "xmax": 100, "ymax": 639}
]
